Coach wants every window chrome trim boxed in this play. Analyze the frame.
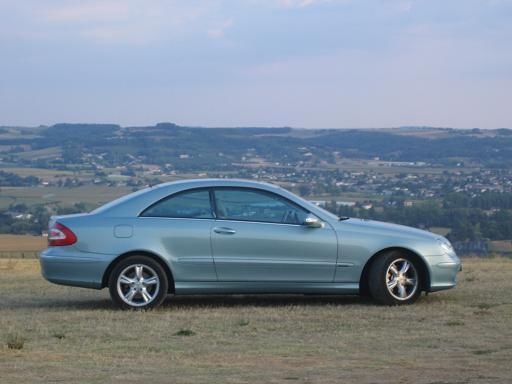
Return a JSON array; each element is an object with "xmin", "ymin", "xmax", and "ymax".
[
  {"xmin": 212, "ymin": 218, "xmax": 305, "ymax": 227},
  {"xmin": 137, "ymin": 216, "xmax": 310, "ymax": 227},
  {"xmin": 138, "ymin": 185, "xmax": 318, "ymax": 226},
  {"xmin": 137, "ymin": 216, "xmax": 216, "ymax": 222}
]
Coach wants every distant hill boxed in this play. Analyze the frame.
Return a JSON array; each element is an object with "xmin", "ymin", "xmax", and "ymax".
[{"xmin": 1, "ymin": 123, "xmax": 512, "ymax": 170}]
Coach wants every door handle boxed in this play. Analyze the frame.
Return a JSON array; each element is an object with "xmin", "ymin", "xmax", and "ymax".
[{"xmin": 213, "ymin": 227, "xmax": 236, "ymax": 235}]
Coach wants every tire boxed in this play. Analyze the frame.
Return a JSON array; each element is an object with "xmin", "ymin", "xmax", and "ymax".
[
  {"xmin": 108, "ymin": 255, "xmax": 169, "ymax": 310},
  {"xmin": 368, "ymin": 251, "xmax": 422, "ymax": 305}
]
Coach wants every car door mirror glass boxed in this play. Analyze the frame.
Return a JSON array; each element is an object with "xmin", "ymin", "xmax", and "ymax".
[{"xmin": 303, "ymin": 214, "xmax": 323, "ymax": 228}]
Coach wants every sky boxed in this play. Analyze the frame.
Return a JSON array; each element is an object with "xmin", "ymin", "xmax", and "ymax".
[{"xmin": 0, "ymin": 0, "xmax": 511, "ymax": 128}]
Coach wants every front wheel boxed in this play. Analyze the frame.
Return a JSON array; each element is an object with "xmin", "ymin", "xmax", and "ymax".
[
  {"xmin": 108, "ymin": 256, "xmax": 168, "ymax": 310},
  {"xmin": 368, "ymin": 252, "xmax": 422, "ymax": 305}
]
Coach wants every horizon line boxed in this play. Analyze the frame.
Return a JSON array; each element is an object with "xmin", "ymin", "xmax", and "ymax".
[{"xmin": 1, "ymin": 123, "xmax": 511, "ymax": 131}]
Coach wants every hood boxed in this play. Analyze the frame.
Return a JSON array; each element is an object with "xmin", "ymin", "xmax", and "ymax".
[{"xmin": 337, "ymin": 218, "xmax": 439, "ymax": 241}]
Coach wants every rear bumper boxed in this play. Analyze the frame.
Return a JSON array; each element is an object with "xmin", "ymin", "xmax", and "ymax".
[{"xmin": 40, "ymin": 247, "xmax": 116, "ymax": 289}]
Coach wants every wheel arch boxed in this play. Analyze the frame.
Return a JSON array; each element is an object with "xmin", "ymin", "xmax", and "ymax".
[
  {"xmin": 359, "ymin": 246, "xmax": 431, "ymax": 295},
  {"xmin": 102, "ymin": 250, "xmax": 175, "ymax": 293}
]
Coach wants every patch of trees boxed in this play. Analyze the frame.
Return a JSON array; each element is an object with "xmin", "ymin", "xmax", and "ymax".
[
  {"xmin": 330, "ymin": 201, "xmax": 512, "ymax": 242},
  {"xmin": 443, "ymin": 192, "xmax": 512, "ymax": 210},
  {"xmin": 309, "ymin": 132, "xmax": 512, "ymax": 166},
  {"xmin": 0, "ymin": 203, "xmax": 89, "ymax": 235},
  {"xmin": 0, "ymin": 171, "xmax": 40, "ymax": 186},
  {"xmin": 0, "ymin": 205, "xmax": 50, "ymax": 234}
]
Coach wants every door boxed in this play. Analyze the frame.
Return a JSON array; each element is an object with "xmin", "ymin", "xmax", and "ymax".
[
  {"xmin": 210, "ymin": 188, "xmax": 338, "ymax": 282},
  {"xmin": 139, "ymin": 188, "xmax": 217, "ymax": 281}
]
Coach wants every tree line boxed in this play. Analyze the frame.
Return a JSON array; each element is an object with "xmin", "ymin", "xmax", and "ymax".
[{"xmin": 327, "ymin": 194, "xmax": 512, "ymax": 241}]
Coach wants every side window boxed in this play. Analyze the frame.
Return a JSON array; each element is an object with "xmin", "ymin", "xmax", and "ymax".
[
  {"xmin": 141, "ymin": 190, "xmax": 213, "ymax": 219},
  {"xmin": 214, "ymin": 188, "xmax": 308, "ymax": 224}
]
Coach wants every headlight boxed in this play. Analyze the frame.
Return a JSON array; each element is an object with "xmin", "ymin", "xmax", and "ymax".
[{"xmin": 438, "ymin": 238, "xmax": 454, "ymax": 254}]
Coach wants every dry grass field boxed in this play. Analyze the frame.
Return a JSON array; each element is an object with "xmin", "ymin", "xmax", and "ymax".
[
  {"xmin": 0, "ymin": 235, "xmax": 46, "ymax": 252},
  {"xmin": 489, "ymin": 240, "xmax": 512, "ymax": 256},
  {"xmin": 0, "ymin": 258, "xmax": 511, "ymax": 383}
]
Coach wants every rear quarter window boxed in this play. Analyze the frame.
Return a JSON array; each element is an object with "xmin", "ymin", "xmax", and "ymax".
[{"xmin": 140, "ymin": 189, "xmax": 213, "ymax": 219}]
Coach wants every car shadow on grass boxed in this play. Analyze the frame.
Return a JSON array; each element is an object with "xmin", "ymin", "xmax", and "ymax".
[
  {"xmin": 11, "ymin": 289, "xmax": 448, "ymax": 310},
  {"xmin": 4, "ymin": 297, "xmax": 114, "ymax": 310},
  {"xmin": 161, "ymin": 293, "xmax": 444, "ymax": 309},
  {"xmin": 6, "ymin": 294, "xmax": 377, "ymax": 311},
  {"xmin": 163, "ymin": 294, "xmax": 370, "ymax": 309}
]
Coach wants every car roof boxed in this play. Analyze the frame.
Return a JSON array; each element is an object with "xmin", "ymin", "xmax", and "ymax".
[
  {"xmin": 92, "ymin": 178, "xmax": 338, "ymax": 222},
  {"xmin": 151, "ymin": 178, "xmax": 280, "ymax": 191},
  {"xmin": 93, "ymin": 179, "xmax": 282, "ymax": 216}
]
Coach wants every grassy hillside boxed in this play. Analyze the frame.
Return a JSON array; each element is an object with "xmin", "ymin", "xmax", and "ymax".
[{"xmin": 0, "ymin": 258, "xmax": 511, "ymax": 383}]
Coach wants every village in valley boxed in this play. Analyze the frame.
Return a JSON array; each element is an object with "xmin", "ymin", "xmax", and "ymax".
[{"xmin": 1, "ymin": 124, "xmax": 512, "ymax": 256}]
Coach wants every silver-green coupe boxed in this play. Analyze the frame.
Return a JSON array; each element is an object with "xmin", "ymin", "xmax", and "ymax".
[{"xmin": 40, "ymin": 179, "xmax": 461, "ymax": 309}]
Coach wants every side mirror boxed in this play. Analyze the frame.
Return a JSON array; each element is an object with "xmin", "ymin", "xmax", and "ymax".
[{"xmin": 303, "ymin": 214, "xmax": 323, "ymax": 228}]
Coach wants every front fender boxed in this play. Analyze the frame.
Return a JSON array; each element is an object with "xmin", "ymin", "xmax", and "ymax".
[{"xmin": 333, "ymin": 223, "xmax": 441, "ymax": 284}]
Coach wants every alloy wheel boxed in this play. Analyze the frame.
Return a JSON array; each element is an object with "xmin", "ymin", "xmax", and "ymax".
[
  {"xmin": 385, "ymin": 258, "xmax": 418, "ymax": 301},
  {"xmin": 116, "ymin": 264, "xmax": 160, "ymax": 307}
]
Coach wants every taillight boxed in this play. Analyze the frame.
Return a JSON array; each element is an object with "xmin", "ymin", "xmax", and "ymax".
[{"xmin": 48, "ymin": 221, "xmax": 77, "ymax": 246}]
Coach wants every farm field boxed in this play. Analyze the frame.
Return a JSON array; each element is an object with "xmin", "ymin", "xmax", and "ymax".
[
  {"xmin": 0, "ymin": 235, "xmax": 45, "ymax": 255},
  {"xmin": 0, "ymin": 166, "xmax": 74, "ymax": 178},
  {"xmin": 0, "ymin": 258, "xmax": 511, "ymax": 383},
  {"xmin": 0, "ymin": 185, "xmax": 133, "ymax": 210}
]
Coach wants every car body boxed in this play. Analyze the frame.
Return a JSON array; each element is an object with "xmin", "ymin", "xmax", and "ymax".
[{"xmin": 40, "ymin": 179, "xmax": 461, "ymax": 309}]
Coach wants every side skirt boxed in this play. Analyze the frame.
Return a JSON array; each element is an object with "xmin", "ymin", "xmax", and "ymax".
[{"xmin": 174, "ymin": 282, "xmax": 360, "ymax": 295}]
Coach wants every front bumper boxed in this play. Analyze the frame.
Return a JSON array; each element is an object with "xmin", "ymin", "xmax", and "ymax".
[
  {"xmin": 40, "ymin": 247, "xmax": 116, "ymax": 289},
  {"xmin": 425, "ymin": 253, "xmax": 462, "ymax": 292}
]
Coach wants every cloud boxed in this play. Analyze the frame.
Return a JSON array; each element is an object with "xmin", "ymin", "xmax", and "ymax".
[
  {"xmin": 276, "ymin": 0, "xmax": 342, "ymax": 7},
  {"xmin": 207, "ymin": 19, "xmax": 233, "ymax": 39},
  {"xmin": 41, "ymin": 1, "xmax": 131, "ymax": 23},
  {"xmin": 3, "ymin": 0, "xmax": 220, "ymax": 44},
  {"xmin": 248, "ymin": 0, "xmax": 348, "ymax": 9},
  {"xmin": 396, "ymin": 1, "xmax": 413, "ymax": 13}
]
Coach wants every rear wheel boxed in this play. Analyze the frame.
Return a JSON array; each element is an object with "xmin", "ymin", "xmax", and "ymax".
[
  {"xmin": 368, "ymin": 251, "xmax": 422, "ymax": 305},
  {"xmin": 108, "ymin": 256, "xmax": 168, "ymax": 310}
]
